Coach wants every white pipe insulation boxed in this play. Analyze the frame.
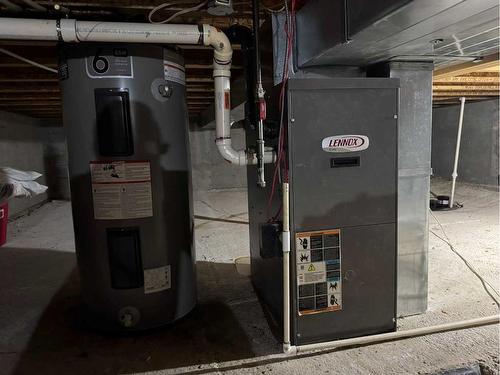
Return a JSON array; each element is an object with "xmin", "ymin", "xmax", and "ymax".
[{"xmin": 0, "ymin": 17, "xmax": 276, "ymax": 166}]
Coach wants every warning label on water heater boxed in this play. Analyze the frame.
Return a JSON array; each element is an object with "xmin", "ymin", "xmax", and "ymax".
[
  {"xmin": 296, "ymin": 229, "xmax": 342, "ymax": 315},
  {"xmin": 90, "ymin": 160, "xmax": 153, "ymax": 220},
  {"xmin": 163, "ymin": 59, "xmax": 186, "ymax": 86},
  {"xmin": 144, "ymin": 265, "xmax": 171, "ymax": 294}
]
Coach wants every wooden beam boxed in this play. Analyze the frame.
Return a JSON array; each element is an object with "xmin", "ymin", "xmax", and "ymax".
[
  {"xmin": 186, "ymin": 63, "xmax": 242, "ymax": 70},
  {"xmin": 0, "ymin": 96, "xmax": 60, "ymax": 100},
  {"xmin": 0, "ymin": 88, "xmax": 60, "ymax": 94},
  {"xmin": 432, "ymin": 91, "xmax": 499, "ymax": 97},
  {"xmin": 433, "ymin": 53, "xmax": 499, "ymax": 80},
  {"xmin": 435, "ymin": 77, "xmax": 499, "ymax": 85},
  {"xmin": 0, "ymin": 78, "xmax": 58, "ymax": 82},
  {"xmin": 186, "ymin": 88, "xmax": 214, "ymax": 92},
  {"xmin": 0, "ymin": 102, "xmax": 61, "ymax": 107},
  {"xmin": 433, "ymin": 97, "xmax": 492, "ymax": 102},
  {"xmin": 433, "ymin": 85, "xmax": 499, "ymax": 91}
]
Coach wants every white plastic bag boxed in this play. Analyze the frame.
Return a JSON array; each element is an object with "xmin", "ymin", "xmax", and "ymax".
[{"xmin": 0, "ymin": 167, "xmax": 48, "ymax": 201}]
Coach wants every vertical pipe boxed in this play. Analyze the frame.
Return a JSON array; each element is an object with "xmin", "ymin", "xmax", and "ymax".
[
  {"xmin": 252, "ymin": 0, "xmax": 266, "ymax": 187},
  {"xmin": 450, "ymin": 97, "xmax": 466, "ymax": 208},
  {"xmin": 282, "ymin": 182, "xmax": 291, "ymax": 352}
]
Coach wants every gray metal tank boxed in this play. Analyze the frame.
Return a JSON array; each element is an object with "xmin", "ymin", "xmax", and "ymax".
[{"xmin": 59, "ymin": 44, "xmax": 196, "ymax": 331}]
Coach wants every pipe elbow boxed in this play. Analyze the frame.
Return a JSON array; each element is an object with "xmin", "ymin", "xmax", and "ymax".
[
  {"xmin": 216, "ymin": 139, "xmax": 246, "ymax": 166},
  {"xmin": 202, "ymin": 25, "xmax": 233, "ymax": 65}
]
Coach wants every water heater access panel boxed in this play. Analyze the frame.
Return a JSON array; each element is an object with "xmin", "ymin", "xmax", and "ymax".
[{"xmin": 287, "ymin": 78, "xmax": 399, "ymax": 345}]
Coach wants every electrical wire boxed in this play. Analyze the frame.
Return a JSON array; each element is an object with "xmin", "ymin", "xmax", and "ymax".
[
  {"xmin": 267, "ymin": 0, "xmax": 294, "ymax": 221},
  {"xmin": 429, "ymin": 208, "xmax": 500, "ymax": 307},
  {"xmin": 148, "ymin": 0, "xmax": 208, "ymax": 24},
  {"xmin": 0, "ymin": 47, "xmax": 57, "ymax": 73}
]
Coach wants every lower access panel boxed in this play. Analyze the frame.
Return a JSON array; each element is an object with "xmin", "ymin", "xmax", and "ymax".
[{"xmin": 294, "ymin": 224, "xmax": 397, "ymax": 345}]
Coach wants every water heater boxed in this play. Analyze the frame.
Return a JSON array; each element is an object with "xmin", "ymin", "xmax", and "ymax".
[{"xmin": 59, "ymin": 44, "xmax": 196, "ymax": 331}]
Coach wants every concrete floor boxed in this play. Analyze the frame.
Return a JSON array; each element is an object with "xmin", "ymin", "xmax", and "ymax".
[{"xmin": 0, "ymin": 179, "xmax": 498, "ymax": 374}]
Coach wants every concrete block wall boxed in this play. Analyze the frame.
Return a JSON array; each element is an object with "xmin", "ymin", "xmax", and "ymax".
[
  {"xmin": 432, "ymin": 99, "xmax": 499, "ymax": 186},
  {"xmin": 189, "ymin": 127, "xmax": 247, "ymax": 191}
]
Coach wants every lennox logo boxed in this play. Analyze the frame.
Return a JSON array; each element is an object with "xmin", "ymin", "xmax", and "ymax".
[{"xmin": 322, "ymin": 135, "xmax": 369, "ymax": 153}]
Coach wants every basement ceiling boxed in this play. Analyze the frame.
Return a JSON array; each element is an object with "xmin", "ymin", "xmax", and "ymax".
[
  {"xmin": 433, "ymin": 53, "xmax": 499, "ymax": 105},
  {"xmin": 0, "ymin": 0, "xmax": 498, "ymax": 119},
  {"xmin": 0, "ymin": 0, "xmax": 287, "ymax": 119}
]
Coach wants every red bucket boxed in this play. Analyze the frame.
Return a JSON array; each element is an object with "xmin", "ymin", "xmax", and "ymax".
[{"xmin": 0, "ymin": 201, "xmax": 8, "ymax": 247}]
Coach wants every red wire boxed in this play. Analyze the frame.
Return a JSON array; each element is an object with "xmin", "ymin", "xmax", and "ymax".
[{"xmin": 267, "ymin": 0, "xmax": 295, "ymax": 221}]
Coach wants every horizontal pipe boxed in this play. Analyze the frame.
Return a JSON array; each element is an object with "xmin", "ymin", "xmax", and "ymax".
[
  {"xmin": 0, "ymin": 17, "xmax": 268, "ymax": 166},
  {"xmin": 0, "ymin": 18, "xmax": 58, "ymax": 39},
  {"xmin": 74, "ymin": 21, "xmax": 203, "ymax": 44},
  {"xmin": 294, "ymin": 315, "xmax": 499, "ymax": 353}
]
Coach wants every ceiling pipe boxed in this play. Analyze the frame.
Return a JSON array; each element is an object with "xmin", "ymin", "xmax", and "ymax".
[{"xmin": 0, "ymin": 17, "xmax": 276, "ymax": 166}]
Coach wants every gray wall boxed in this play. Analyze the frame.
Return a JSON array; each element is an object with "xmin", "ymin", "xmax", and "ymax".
[
  {"xmin": 432, "ymin": 99, "xmax": 499, "ymax": 186},
  {"xmin": 0, "ymin": 111, "xmax": 48, "ymax": 216},
  {"xmin": 189, "ymin": 127, "xmax": 247, "ymax": 191},
  {"xmin": 0, "ymin": 108, "xmax": 246, "ymax": 219}
]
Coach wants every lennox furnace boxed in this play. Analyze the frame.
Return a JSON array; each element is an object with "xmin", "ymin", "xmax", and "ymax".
[{"xmin": 248, "ymin": 78, "xmax": 399, "ymax": 344}]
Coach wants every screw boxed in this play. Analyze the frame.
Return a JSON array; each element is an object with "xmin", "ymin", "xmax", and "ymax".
[{"xmin": 290, "ymin": 118, "xmax": 295, "ymax": 123}]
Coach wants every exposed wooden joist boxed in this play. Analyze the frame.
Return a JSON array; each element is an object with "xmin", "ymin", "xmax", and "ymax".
[
  {"xmin": 432, "ymin": 91, "xmax": 499, "ymax": 97},
  {"xmin": 0, "ymin": 102, "xmax": 61, "ymax": 106},
  {"xmin": 433, "ymin": 85, "xmax": 499, "ymax": 91},
  {"xmin": 433, "ymin": 53, "xmax": 500, "ymax": 80},
  {"xmin": 0, "ymin": 88, "xmax": 60, "ymax": 93}
]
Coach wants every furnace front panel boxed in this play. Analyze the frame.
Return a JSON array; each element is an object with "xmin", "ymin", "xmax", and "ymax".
[{"xmin": 287, "ymin": 78, "xmax": 399, "ymax": 345}]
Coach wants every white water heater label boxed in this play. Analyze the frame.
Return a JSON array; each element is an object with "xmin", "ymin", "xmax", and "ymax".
[
  {"xmin": 144, "ymin": 265, "xmax": 171, "ymax": 294},
  {"xmin": 163, "ymin": 59, "xmax": 186, "ymax": 86},
  {"xmin": 296, "ymin": 229, "xmax": 342, "ymax": 315},
  {"xmin": 90, "ymin": 161, "xmax": 153, "ymax": 220}
]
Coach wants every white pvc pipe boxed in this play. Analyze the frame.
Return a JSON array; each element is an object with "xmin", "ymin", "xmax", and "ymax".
[
  {"xmin": 450, "ymin": 96, "xmax": 466, "ymax": 208},
  {"xmin": 282, "ymin": 182, "xmax": 292, "ymax": 353},
  {"xmin": 74, "ymin": 21, "xmax": 203, "ymax": 44},
  {"xmin": 0, "ymin": 18, "xmax": 57, "ymax": 39},
  {"xmin": 294, "ymin": 315, "xmax": 499, "ymax": 353},
  {"xmin": 0, "ymin": 17, "xmax": 270, "ymax": 166}
]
